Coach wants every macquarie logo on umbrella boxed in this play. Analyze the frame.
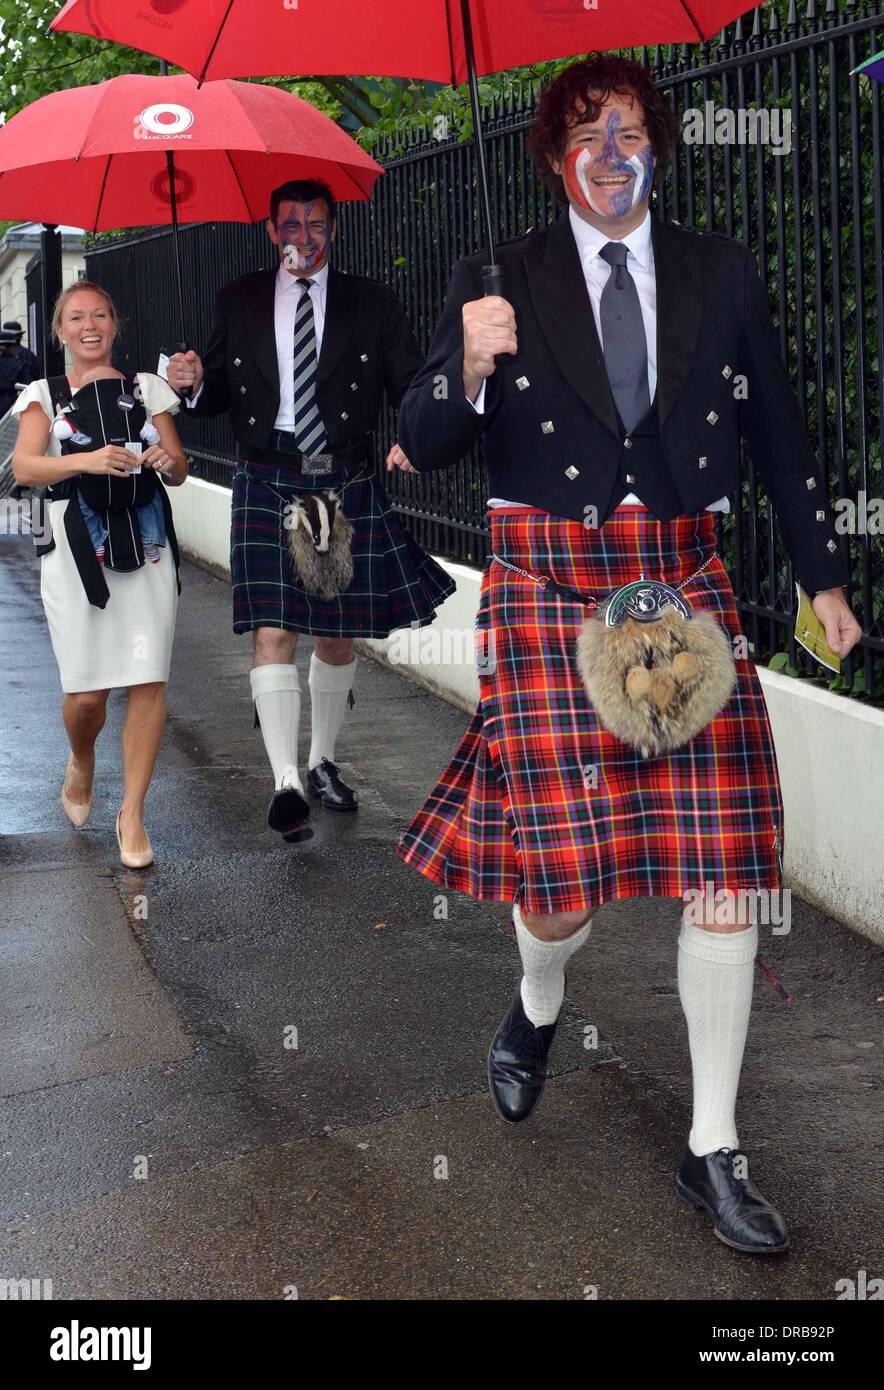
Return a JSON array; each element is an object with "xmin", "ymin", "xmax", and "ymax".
[{"xmin": 133, "ymin": 103, "xmax": 195, "ymax": 142}]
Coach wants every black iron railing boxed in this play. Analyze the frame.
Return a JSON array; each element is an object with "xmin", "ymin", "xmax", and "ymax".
[{"xmin": 86, "ymin": 1, "xmax": 884, "ymax": 696}]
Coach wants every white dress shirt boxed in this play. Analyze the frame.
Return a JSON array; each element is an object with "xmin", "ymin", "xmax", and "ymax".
[
  {"xmin": 186, "ymin": 260, "xmax": 330, "ymax": 427},
  {"xmin": 273, "ymin": 260, "xmax": 329, "ymax": 431},
  {"xmin": 481, "ymin": 205, "xmax": 729, "ymax": 514}
]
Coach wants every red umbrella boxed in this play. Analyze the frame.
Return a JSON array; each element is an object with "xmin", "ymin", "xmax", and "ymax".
[
  {"xmin": 52, "ymin": 0, "xmax": 762, "ymax": 86},
  {"xmin": 52, "ymin": 0, "xmax": 764, "ymax": 290},
  {"xmin": 0, "ymin": 73, "xmax": 381, "ymax": 342}
]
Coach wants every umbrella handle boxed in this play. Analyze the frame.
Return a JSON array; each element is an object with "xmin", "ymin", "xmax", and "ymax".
[
  {"xmin": 175, "ymin": 340, "xmax": 194, "ymax": 401},
  {"xmin": 481, "ymin": 265, "xmax": 505, "ymax": 298}
]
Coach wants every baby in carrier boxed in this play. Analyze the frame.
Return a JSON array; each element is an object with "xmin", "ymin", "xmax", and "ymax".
[{"xmin": 53, "ymin": 366, "xmax": 165, "ymax": 564}]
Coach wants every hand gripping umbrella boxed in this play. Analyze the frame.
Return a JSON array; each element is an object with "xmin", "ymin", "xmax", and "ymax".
[
  {"xmin": 0, "ymin": 73, "xmax": 382, "ymax": 363},
  {"xmin": 53, "ymin": 0, "xmax": 766, "ymax": 297}
]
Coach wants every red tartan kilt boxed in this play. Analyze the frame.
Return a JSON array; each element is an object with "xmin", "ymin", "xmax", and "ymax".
[{"xmin": 396, "ymin": 506, "xmax": 785, "ymax": 915}]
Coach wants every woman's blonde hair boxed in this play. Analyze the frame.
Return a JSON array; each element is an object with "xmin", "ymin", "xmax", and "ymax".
[{"xmin": 51, "ymin": 281, "xmax": 118, "ymax": 345}]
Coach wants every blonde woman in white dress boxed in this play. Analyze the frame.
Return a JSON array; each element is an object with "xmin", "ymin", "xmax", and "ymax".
[{"xmin": 12, "ymin": 282, "xmax": 188, "ymax": 868}]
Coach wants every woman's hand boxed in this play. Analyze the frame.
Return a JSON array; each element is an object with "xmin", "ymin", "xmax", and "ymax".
[
  {"xmin": 141, "ymin": 444, "xmax": 179, "ymax": 478},
  {"xmin": 82, "ymin": 445, "xmax": 141, "ymax": 477}
]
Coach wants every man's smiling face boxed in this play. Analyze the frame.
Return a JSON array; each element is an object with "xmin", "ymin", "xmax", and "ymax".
[
  {"xmin": 268, "ymin": 198, "xmax": 336, "ymax": 276},
  {"xmin": 552, "ymin": 91, "xmax": 656, "ymax": 231}
]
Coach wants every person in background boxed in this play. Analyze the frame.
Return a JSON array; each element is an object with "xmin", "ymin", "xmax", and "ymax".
[
  {"xmin": 3, "ymin": 320, "xmax": 40, "ymax": 382},
  {"xmin": 12, "ymin": 282, "xmax": 188, "ymax": 869}
]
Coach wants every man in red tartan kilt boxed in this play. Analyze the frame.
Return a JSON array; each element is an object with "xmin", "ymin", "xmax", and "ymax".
[{"xmin": 396, "ymin": 54, "xmax": 861, "ymax": 1254}]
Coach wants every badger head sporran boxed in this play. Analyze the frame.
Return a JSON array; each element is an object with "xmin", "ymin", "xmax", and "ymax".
[{"xmin": 286, "ymin": 489, "xmax": 354, "ymax": 600}]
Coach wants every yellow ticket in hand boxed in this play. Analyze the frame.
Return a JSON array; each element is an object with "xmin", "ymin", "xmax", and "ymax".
[{"xmin": 794, "ymin": 582, "xmax": 841, "ymax": 674}]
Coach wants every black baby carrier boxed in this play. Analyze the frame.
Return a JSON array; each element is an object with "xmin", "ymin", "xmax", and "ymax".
[{"xmin": 37, "ymin": 374, "xmax": 180, "ymax": 609}]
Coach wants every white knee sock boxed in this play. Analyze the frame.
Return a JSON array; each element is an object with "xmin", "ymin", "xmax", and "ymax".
[
  {"xmin": 514, "ymin": 902, "xmax": 593, "ymax": 1027},
  {"xmin": 677, "ymin": 914, "xmax": 758, "ymax": 1157},
  {"xmin": 308, "ymin": 652, "xmax": 356, "ymax": 770},
  {"xmin": 250, "ymin": 663, "xmax": 303, "ymax": 793}
]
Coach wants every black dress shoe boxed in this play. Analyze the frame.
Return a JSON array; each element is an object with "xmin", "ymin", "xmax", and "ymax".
[
  {"xmin": 306, "ymin": 758, "xmax": 358, "ymax": 810},
  {"xmin": 488, "ymin": 988, "xmax": 558, "ymax": 1123},
  {"xmin": 677, "ymin": 1145, "xmax": 790, "ymax": 1254},
  {"xmin": 267, "ymin": 786, "xmax": 313, "ymax": 842}
]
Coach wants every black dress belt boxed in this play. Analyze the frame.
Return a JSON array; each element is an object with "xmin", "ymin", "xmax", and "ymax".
[{"xmin": 238, "ymin": 434, "xmax": 370, "ymax": 473}]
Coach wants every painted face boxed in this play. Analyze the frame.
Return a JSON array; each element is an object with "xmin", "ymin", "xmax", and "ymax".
[
  {"xmin": 272, "ymin": 199, "xmax": 334, "ymax": 274},
  {"xmin": 561, "ymin": 107, "xmax": 655, "ymax": 220}
]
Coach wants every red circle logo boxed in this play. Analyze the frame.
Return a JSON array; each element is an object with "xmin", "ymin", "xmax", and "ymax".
[{"xmin": 151, "ymin": 167, "xmax": 197, "ymax": 206}]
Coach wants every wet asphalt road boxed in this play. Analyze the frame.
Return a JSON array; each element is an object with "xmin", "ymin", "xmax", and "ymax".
[{"xmin": 1, "ymin": 532, "xmax": 882, "ymax": 1301}]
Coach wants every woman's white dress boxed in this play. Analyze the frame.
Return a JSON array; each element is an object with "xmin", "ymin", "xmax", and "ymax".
[{"xmin": 13, "ymin": 372, "xmax": 182, "ymax": 693}]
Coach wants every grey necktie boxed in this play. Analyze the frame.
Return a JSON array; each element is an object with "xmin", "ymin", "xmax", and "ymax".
[
  {"xmin": 292, "ymin": 277, "xmax": 328, "ymax": 455},
  {"xmin": 598, "ymin": 241, "xmax": 651, "ymax": 435}
]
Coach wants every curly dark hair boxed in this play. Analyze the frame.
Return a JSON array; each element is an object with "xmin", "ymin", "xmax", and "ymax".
[{"xmin": 528, "ymin": 54, "xmax": 680, "ymax": 205}]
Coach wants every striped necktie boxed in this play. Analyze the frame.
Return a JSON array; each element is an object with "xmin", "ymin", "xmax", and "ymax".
[{"xmin": 292, "ymin": 277, "xmax": 328, "ymax": 455}]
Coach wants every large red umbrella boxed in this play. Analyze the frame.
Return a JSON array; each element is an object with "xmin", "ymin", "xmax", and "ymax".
[
  {"xmin": 0, "ymin": 73, "xmax": 381, "ymax": 342},
  {"xmin": 52, "ymin": 0, "xmax": 764, "ymax": 290},
  {"xmin": 52, "ymin": 0, "xmax": 761, "ymax": 86}
]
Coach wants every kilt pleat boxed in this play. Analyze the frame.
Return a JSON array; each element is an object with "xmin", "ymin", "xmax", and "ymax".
[
  {"xmin": 230, "ymin": 461, "xmax": 455, "ymax": 637},
  {"xmin": 396, "ymin": 506, "xmax": 785, "ymax": 915}
]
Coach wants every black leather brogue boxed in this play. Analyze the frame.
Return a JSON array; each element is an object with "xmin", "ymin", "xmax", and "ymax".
[
  {"xmin": 677, "ymin": 1145, "xmax": 790, "ymax": 1254},
  {"xmin": 306, "ymin": 758, "xmax": 358, "ymax": 810},
  {"xmin": 487, "ymin": 988, "xmax": 558, "ymax": 1123}
]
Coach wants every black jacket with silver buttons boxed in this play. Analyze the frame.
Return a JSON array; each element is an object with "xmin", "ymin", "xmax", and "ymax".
[
  {"xmin": 191, "ymin": 266, "xmax": 423, "ymax": 453},
  {"xmin": 399, "ymin": 212, "xmax": 850, "ymax": 596}
]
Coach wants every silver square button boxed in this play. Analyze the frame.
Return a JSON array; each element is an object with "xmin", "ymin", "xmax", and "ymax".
[
  {"xmin": 341, "ymin": 411, "xmax": 349, "ymax": 420},
  {"xmin": 707, "ymin": 410, "xmax": 719, "ymax": 425},
  {"xmin": 360, "ymin": 353, "xmax": 369, "ymax": 362},
  {"xmin": 248, "ymin": 416, "xmax": 256, "ymax": 426},
  {"xmin": 625, "ymin": 473, "xmax": 635, "ymax": 484},
  {"xmin": 806, "ymin": 476, "xmax": 817, "ymax": 490},
  {"xmin": 234, "ymin": 357, "xmax": 242, "ymax": 367},
  {"xmin": 516, "ymin": 376, "xmax": 530, "ymax": 391},
  {"xmin": 351, "ymin": 382, "xmax": 358, "ymax": 390},
  {"xmin": 240, "ymin": 385, "xmax": 247, "ymax": 394},
  {"xmin": 699, "ymin": 456, "xmax": 707, "ymax": 468},
  {"xmin": 816, "ymin": 509, "xmax": 825, "ymax": 521},
  {"xmin": 722, "ymin": 365, "xmax": 733, "ymax": 378},
  {"xmin": 827, "ymin": 539, "xmax": 837, "ymax": 552},
  {"xmin": 623, "ymin": 438, "xmax": 633, "ymax": 449},
  {"xmin": 565, "ymin": 465, "xmax": 579, "ymax": 480},
  {"xmin": 541, "ymin": 420, "xmax": 554, "ymax": 434}
]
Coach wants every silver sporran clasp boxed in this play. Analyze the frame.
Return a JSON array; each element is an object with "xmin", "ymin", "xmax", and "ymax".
[{"xmin": 604, "ymin": 579, "xmax": 692, "ymax": 628}]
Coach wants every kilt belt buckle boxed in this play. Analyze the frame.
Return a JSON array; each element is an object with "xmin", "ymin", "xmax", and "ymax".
[
  {"xmin": 301, "ymin": 452, "xmax": 335, "ymax": 476},
  {"xmin": 603, "ymin": 578, "xmax": 692, "ymax": 628}
]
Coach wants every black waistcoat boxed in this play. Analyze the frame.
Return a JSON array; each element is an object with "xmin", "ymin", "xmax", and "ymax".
[{"xmin": 605, "ymin": 393, "xmax": 684, "ymax": 516}]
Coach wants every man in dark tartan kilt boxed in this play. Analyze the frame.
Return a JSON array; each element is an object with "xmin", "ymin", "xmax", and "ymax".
[
  {"xmin": 169, "ymin": 179, "xmax": 454, "ymax": 841},
  {"xmin": 396, "ymin": 56, "xmax": 861, "ymax": 1254}
]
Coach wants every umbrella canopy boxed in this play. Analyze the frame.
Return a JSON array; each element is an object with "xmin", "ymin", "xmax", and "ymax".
[
  {"xmin": 52, "ymin": 0, "xmax": 764, "ymax": 86},
  {"xmin": 0, "ymin": 72, "xmax": 382, "ymax": 231},
  {"xmin": 851, "ymin": 49, "xmax": 884, "ymax": 83}
]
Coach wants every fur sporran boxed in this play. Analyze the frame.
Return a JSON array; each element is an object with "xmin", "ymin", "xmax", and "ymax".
[
  {"xmin": 576, "ymin": 601, "xmax": 737, "ymax": 759},
  {"xmin": 287, "ymin": 490, "xmax": 354, "ymax": 600}
]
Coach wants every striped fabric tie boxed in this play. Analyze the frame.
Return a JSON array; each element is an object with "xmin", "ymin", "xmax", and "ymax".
[{"xmin": 292, "ymin": 277, "xmax": 328, "ymax": 456}]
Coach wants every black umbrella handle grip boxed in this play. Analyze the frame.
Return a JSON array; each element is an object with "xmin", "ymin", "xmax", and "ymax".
[
  {"xmin": 174, "ymin": 340, "xmax": 194, "ymax": 401},
  {"xmin": 481, "ymin": 264, "xmax": 505, "ymax": 298}
]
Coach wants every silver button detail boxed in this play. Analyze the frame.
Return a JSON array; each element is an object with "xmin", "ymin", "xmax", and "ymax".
[
  {"xmin": 623, "ymin": 438, "xmax": 633, "ymax": 449},
  {"xmin": 234, "ymin": 357, "xmax": 242, "ymax": 367},
  {"xmin": 248, "ymin": 417, "xmax": 256, "ymax": 426},
  {"xmin": 360, "ymin": 353, "xmax": 369, "ymax": 362},
  {"xmin": 827, "ymin": 539, "xmax": 837, "ymax": 553},
  {"xmin": 351, "ymin": 382, "xmax": 358, "ymax": 391},
  {"xmin": 516, "ymin": 376, "xmax": 530, "ymax": 391},
  {"xmin": 699, "ymin": 456, "xmax": 707, "ymax": 468},
  {"xmin": 240, "ymin": 385, "xmax": 247, "ymax": 395},
  {"xmin": 806, "ymin": 476, "xmax": 817, "ymax": 490},
  {"xmin": 541, "ymin": 420, "xmax": 554, "ymax": 434},
  {"xmin": 707, "ymin": 410, "xmax": 719, "ymax": 425},
  {"xmin": 816, "ymin": 509, "xmax": 826, "ymax": 521},
  {"xmin": 341, "ymin": 411, "xmax": 349, "ymax": 420},
  {"xmin": 625, "ymin": 473, "xmax": 635, "ymax": 484},
  {"xmin": 565, "ymin": 465, "xmax": 579, "ymax": 480},
  {"xmin": 722, "ymin": 365, "xmax": 732, "ymax": 378}
]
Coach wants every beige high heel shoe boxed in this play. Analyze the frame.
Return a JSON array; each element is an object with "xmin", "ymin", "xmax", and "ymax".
[
  {"xmin": 60, "ymin": 756, "xmax": 93, "ymax": 829},
  {"xmin": 115, "ymin": 810, "xmax": 154, "ymax": 869}
]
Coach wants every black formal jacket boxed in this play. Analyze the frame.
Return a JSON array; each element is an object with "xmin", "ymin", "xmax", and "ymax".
[
  {"xmin": 398, "ymin": 211, "xmax": 850, "ymax": 596},
  {"xmin": 191, "ymin": 265, "xmax": 423, "ymax": 452}
]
